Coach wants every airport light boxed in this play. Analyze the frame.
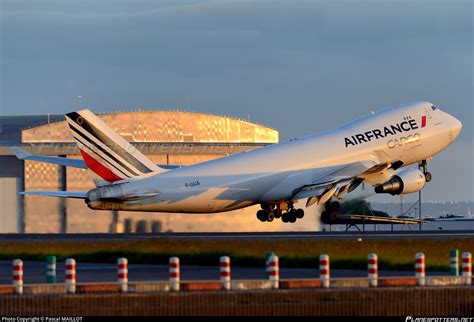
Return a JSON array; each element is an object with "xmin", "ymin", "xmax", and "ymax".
[
  {"xmin": 462, "ymin": 252, "xmax": 472, "ymax": 285},
  {"xmin": 268, "ymin": 255, "xmax": 279, "ymax": 289},
  {"xmin": 118, "ymin": 258, "xmax": 128, "ymax": 293},
  {"xmin": 46, "ymin": 256, "xmax": 56, "ymax": 284},
  {"xmin": 415, "ymin": 253, "xmax": 425, "ymax": 286},
  {"xmin": 265, "ymin": 252, "xmax": 275, "ymax": 279},
  {"xmin": 65, "ymin": 258, "xmax": 76, "ymax": 294},
  {"xmin": 220, "ymin": 256, "xmax": 231, "ymax": 291},
  {"xmin": 12, "ymin": 259, "xmax": 23, "ymax": 295},
  {"xmin": 319, "ymin": 255, "xmax": 330, "ymax": 289},
  {"xmin": 169, "ymin": 257, "xmax": 180, "ymax": 291},
  {"xmin": 368, "ymin": 254, "xmax": 378, "ymax": 287},
  {"xmin": 450, "ymin": 248, "xmax": 459, "ymax": 276}
]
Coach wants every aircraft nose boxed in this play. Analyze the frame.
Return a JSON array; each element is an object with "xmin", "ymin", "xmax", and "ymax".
[{"xmin": 449, "ymin": 115, "xmax": 463, "ymax": 140}]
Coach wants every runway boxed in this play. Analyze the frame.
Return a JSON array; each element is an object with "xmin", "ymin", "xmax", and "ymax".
[
  {"xmin": 0, "ymin": 260, "xmax": 447, "ymax": 285},
  {"xmin": 0, "ymin": 230, "xmax": 473, "ymax": 242}
]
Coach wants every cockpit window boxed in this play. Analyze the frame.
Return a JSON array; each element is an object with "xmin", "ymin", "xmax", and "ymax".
[{"xmin": 431, "ymin": 106, "xmax": 437, "ymax": 111}]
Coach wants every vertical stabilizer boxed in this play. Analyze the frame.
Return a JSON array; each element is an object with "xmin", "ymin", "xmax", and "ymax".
[{"xmin": 65, "ymin": 109, "xmax": 163, "ymax": 182}]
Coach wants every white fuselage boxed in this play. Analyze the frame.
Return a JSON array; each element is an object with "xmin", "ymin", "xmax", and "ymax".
[{"xmin": 87, "ymin": 102, "xmax": 462, "ymax": 213}]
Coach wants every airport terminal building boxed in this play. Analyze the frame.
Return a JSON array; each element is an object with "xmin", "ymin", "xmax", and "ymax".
[{"xmin": 0, "ymin": 110, "xmax": 278, "ymax": 233}]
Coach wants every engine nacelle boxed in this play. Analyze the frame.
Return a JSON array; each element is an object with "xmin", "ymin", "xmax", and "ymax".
[
  {"xmin": 86, "ymin": 185, "xmax": 127, "ymax": 210},
  {"xmin": 375, "ymin": 168, "xmax": 426, "ymax": 195}
]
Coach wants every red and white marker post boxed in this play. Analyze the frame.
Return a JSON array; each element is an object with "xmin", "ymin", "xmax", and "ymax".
[
  {"xmin": 65, "ymin": 258, "xmax": 76, "ymax": 294},
  {"xmin": 268, "ymin": 255, "xmax": 279, "ymax": 289},
  {"xmin": 368, "ymin": 253, "xmax": 378, "ymax": 287},
  {"xmin": 220, "ymin": 256, "xmax": 231, "ymax": 290},
  {"xmin": 169, "ymin": 257, "xmax": 180, "ymax": 291},
  {"xmin": 462, "ymin": 252, "xmax": 472, "ymax": 286},
  {"xmin": 117, "ymin": 257, "xmax": 128, "ymax": 292},
  {"xmin": 415, "ymin": 253, "xmax": 425, "ymax": 286},
  {"xmin": 319, "ymin": 254, "xmax": 330, "ymax": 289},
  {"xmin": 12, "ymin": 259, "xmax": 23, "ymax": 295}
]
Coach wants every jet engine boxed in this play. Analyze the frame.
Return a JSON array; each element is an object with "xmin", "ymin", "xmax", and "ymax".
[{"xmin": 374, "ymin": 168, "xmax": 426, "ymax": 195}]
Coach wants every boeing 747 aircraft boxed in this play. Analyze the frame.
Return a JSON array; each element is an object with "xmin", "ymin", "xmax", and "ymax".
[{"xmin": 12, "ymin": 101, "xmax": 462, "ymax": 224}]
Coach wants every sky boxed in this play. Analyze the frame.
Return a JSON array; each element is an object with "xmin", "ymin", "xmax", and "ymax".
[{"xmin": 0, "ymin": 0, "xmax": 473, "ymax": 202}]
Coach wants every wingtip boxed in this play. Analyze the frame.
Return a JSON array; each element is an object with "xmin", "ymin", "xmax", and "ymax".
[{"xmin": 9, "ymin": 146, "xmax": 32, "ymax": 160}]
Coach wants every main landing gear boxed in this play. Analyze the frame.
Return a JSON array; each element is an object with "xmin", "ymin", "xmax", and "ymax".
[
  {"xmin": 320, "ymin": 200, "xmax": 340, "ymax": 224},
  {"xmin": 256, "ymin": 202, "xmax": 305, "ymax": 223}
]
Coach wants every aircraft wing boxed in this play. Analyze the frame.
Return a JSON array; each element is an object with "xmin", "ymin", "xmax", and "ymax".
[
  {"xmin": 10, "ymin": 147, "xmax": 87, "ymax": 169},
  {"xmin": 292, "ymin": 160, "xmax": 390, "ymax": 207}
]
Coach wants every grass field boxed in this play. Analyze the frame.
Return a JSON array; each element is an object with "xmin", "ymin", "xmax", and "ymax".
[{"xmin": 1, "ymin": 238, "xmax": 473, "ymax": 271}]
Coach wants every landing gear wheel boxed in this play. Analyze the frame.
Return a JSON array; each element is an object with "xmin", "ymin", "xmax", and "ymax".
[
  {"xmin": 324, "ymin": 201, "xmax": 332, "ymax": 212},
  {"xmin": 289, "ymin": 212, "xmax": 297, "ymax": 223},
  {"xmin": 273, "ymin": 209, "xmax": 282, "ymax": 219},
  {"xmin": 425, "ymin": 172, "xmax": 432, "ymax": 183},
  {"xmin": 325, "ymin": 201, "xmax": 340, "ymax": 212},
  {"xmin": 295, "ymin": 209, "xmax": 304, "ymax": 219},
  {"xmin": 321, "ymin": 211, "xmax": 337, "ymax": 223},
  {"xmin": 257, "ymin": 210, "xmax": 267, "ymax": 222},
  {"xmin": 282, "ymin": 210, "xmax": 297, "ymax": 223},
  {"xmin": 321, "ymin": 211, "xmax": 328, "ymax": 224},
  {"xmin": 330, "ymin": 201, "xmax": 340, "ymax": 212},
  {"xmin": 267, "ymin": 212, "xmax": 275, "ymax": 222}
]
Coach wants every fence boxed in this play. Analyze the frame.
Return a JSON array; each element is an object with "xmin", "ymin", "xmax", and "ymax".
[{"xmin": 0, "ymin": 287, "xmax": 472, "ymax": 316}]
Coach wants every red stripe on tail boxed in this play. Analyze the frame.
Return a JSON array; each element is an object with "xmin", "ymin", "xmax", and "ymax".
[
  {"xmin": 421, "ymin": 115, "xmax": 427, "ymax": 128},
  {"xmin": 79, "ymin": 149, "xmax": 123, "ymax": 182}
]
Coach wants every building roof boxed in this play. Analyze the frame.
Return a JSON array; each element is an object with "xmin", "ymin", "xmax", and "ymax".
[
  {"xmin": 21, "ymin": 109, "xmax": 278, "ymax": 144},
  {"xmin": 1, "ymin": 110, "xmax": 278, "ymax": 146}
]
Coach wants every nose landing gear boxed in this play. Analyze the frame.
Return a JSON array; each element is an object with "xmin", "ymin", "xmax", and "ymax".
[{"xmin": 420, "ymin": 160, "xmax": 432, "ymax": 183}]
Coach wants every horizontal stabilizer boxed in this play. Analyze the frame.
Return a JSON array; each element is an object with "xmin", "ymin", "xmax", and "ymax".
[
  {"xmin": 10, "ymin": 147, "xmax": 87, "ymax": 169},
  {"xmin": 10, "ymin": 147, "xmax": 183, "ymax": 172},
  {"xmin": 19, "ymin": 191, "xmax": 87, "ymax": 199}
]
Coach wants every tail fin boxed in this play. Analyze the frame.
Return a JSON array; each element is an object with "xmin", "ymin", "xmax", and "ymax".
[{"xmin": 65, "ymin": 109, "xmax": 163, "ymax": 182}]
